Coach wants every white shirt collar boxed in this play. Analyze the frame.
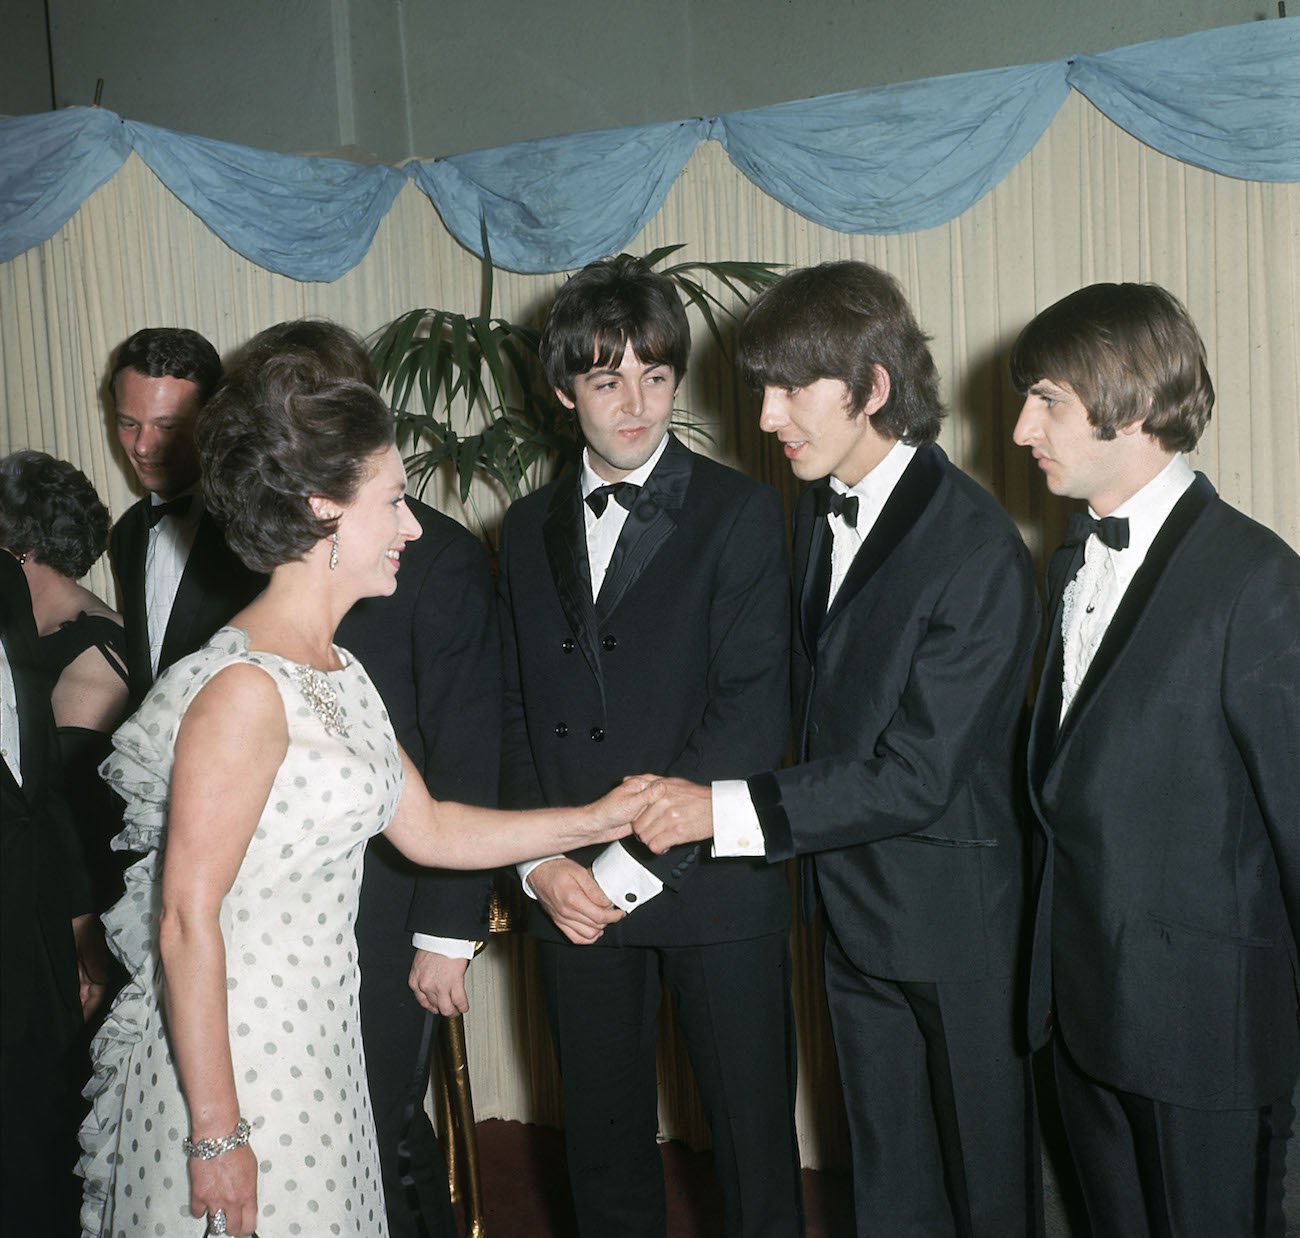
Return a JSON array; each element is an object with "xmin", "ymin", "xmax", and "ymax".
[
  {"xmin": 580, "ymin": 432, "xmax": 670, "ymax": 498},
  {"xmin": 829, "ymin": 440, "xmax": 918, "ymax": 511},
  {"xmin": 1091, "ymin": 453, "xmax": 1194, "ymax": 562}
]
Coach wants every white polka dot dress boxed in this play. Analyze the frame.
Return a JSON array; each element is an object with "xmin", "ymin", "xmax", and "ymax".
[{"xmin": 80, "ymin": 629, "xmax": 402, "ymax": 1237}]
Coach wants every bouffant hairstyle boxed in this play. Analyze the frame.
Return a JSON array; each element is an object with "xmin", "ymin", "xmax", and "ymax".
[
  {"xmin": 1009, "ymin": 283, "xmax": 1214, "ymax": 453},
  {"xmin": 199, "ymin": 364, "xmax": 394, "ymax": 574},
  {"xmin": 110, "ymin": 327, "xmax": 224, "ymax": 405},
  {"xmin": 222, "ymin": 319, "xmax": 376, "ymax": 392},
  {"xmin": 0, "ymin": 451, "xmax": 112, "ymax": 579},
  {"xmin": 738, "ymin": 261, "xmax": 945, "ymax": 445},
  {"xmin": 540, "ymin": 254, "xmax": 691, "ymax": 400}
]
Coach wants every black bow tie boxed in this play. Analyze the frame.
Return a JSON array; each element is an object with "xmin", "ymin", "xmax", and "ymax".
[
  {"xmin": 585, "ymin": 482, "xmax": 640, "ymax": 518},
  {"xmin": 1064, "ymin": 511, "xmax": 1130, "ymax": 551},
  {"xmin": 814, "ymin": 486, "xmax": 859, "ymax": 529},
  {"xmin": 146, "ymin": 495, "xmax": 193, "ymax": 528}
]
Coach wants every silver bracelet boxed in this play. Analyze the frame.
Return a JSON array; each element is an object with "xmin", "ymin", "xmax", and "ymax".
[{"xmin": 182, "ymin": 1118, "xmax": 251, "ymax": 1160}]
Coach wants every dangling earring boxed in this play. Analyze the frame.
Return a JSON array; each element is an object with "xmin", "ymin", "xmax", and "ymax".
[{"xmin": 328, "ymin": 532, "xmax": 340, "ymax": 571}]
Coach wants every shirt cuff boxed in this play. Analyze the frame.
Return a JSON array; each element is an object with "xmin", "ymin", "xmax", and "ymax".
[
  {"xmin": 712, "ymin": 780, "xmax": 767, "ymax": 857},
  {"xmin": 410, "ymin": 934, "xmax": 477, "ymax": 960},
  {"xmin": 517, "ymin": 856, "xmax": 564, "ymax": 899},
  {"xmin": 591, "ymin": 843, "xmax": 664, "ymax": 913}
]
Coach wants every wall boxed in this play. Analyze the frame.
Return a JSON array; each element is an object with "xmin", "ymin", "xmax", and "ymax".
[{"xmin": 0, "ymin": 0, "xmax": 1276, "ymax": 161}]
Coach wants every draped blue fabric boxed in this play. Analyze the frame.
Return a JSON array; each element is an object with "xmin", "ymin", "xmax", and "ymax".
[
  {"xmin": 414, "ymin": 119, "xmax": 711, "ymax": 274},
  {"xmin": 124, "ymin": 121, "xmax": 406, "ymax": 280},
  {"xmin": 1066, "ymin": 21, "xmax": 1300, "ymax": 182},
  {"xmin": 1, "ymin": 20, "xmax": 1296, "ymax": 278},
  {"xmin": 718, "ymin": 60, "xmax": 1070, "ymax": 234},
  {"xmin": 0, "ymin": 108, "xmax": 130, "ymax": 263}
]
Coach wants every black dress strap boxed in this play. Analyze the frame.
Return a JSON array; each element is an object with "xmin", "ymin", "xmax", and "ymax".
[{"xmin": 37, "ymin": 611, "xmax": 129, "ymax": 687}]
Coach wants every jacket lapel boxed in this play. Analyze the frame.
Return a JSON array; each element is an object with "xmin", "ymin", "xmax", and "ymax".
[
  {"xmin": 542, "ymin": 474, "xmax": 603, "ymax": 689},
  {"xmin": 1051, "ymin": 474, "xmax": 1214, "ymax": 757},
  {"xmin": 160, "ymin": 511, "xmax": 222, "ymax": 673},
  {"xmin": 821, "ymin": 442, "xmax": 946, "ymax": 634},
  {"xmin": 1027, "ymin": 543, "xmax": 1078, "ymax": 796},
  {"xmin": 116, "ymin": 504, "xmax": 152, "ymax": 692},
  {"xmin": 794, "ymin": 486, "xmax": 831, "ymax": 654},
  {"xmin": 596, "ymin": 435, "xmax": 689, "ymax": 619}
]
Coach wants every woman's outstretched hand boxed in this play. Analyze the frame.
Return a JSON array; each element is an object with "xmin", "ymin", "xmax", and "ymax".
[{"xmin": 579, "ymin": 776, "xmax": 664, "ymax": 845}]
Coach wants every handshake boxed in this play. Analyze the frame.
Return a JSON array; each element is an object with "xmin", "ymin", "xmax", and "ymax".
[
  {"xmin": 593, "ymin": 775, "xmax": 717, "ymax": 851},
  {"xmin": 541, "ymin": 776, "xmax": 719, "ymax": 946}
]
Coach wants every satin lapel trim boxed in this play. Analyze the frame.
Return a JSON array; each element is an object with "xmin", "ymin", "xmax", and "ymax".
[
  {"xmin": 793, "ymin": 489, "xmax": 824, "ymax": 655},
  {"xmin": 161, "ymin": 513, "xmax": 220, "ymax": 668},
  {"xmin": 119, "ymin": 506, "xmax": 151, "ymax": 684},
  {"xmin": 1027, "ymin": 546, "xmax": 1074, "ymax": 797},
  {"xmin": 542, "ymin": 477, "xmax": 603, "ymax": 688},
  {"xmin": 822, "ymin": 443, "xmax": 945, "ymax": 632},
  {"xmin": 1053, "ymin": 474, "xmax": 1214, "ymax": 757},
  {"xmin": 596, "ymin": 436, "xmax": 689, "ymax": 619}
]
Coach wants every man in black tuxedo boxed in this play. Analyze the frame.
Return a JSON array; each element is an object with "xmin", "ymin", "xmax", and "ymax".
[
  {"xmin": 1, "ymin": 550, "xmax": 105, "ymax": 1235},
  {"xmin": 220, "ymin": 319, "xmax": 500, "ymax": 1238},
  {"xmin": 1010, "ymin": 282, "xmax": 1299, "ymax": 1236},
  {"xmin": 108, "ymin": 327, "xmax": 263, "ymax": 707},
  {"xmin": 338, "ymin": 499, "xmax": 499, "ymax": 1238},
  {"xmin": 498, "ymin": 255, "xmax": 802, "ymax": 1237},
  {"xmin": 637, "ymin": 261, "xmax": 1042, "ymax": 1236}
]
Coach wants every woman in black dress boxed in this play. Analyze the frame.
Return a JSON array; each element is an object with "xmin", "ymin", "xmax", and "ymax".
[{"xmin": 0, "ymin": 451, "xmax": 129, "ymax": 911}]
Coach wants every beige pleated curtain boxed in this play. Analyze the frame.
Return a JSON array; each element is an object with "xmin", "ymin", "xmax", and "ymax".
[{"xmin": 2, "ymin": 91, "xmax": 1298, "ymax": 1168}]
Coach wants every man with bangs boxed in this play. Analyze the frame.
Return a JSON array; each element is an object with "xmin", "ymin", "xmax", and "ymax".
[
  {"xmin": 497, "ymin": 254, "xmax": 803, "ymax": 1237},
  {"xmin": 635, "ymin": 261, "xmax": 1042, "ymax": 1236},
  {"xmin": 1011, "ymin": 283, "xmax": 1299, "ymax": 1236}
]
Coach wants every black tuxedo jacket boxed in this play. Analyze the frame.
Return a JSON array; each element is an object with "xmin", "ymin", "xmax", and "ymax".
[
  {"xmin": 1026, "ymin": 474, "xmax": 1300, "ymax": 1110},
  {"xmin": 499, "ymin": 435, "xmax": 792, "ymax": 947},
  {"xmin": 338, "ymin": 497, "xmax": 499, "ymax": 947},
  {"xmin": 0, "ymin": 553, "xmax": 91, "ymax": 1046},
  {"xmin": 110, "ymin": 498, "xmax": 265, "ymax": 708},
  {"xmin": 749, "ymin": 444, "xmax": 1039, "ymax": 983}
]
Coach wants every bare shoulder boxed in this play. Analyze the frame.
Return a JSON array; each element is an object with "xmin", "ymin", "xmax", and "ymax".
[{"xmin": 180, "ymin": 662, "xmax": 289, "ymax": 756}]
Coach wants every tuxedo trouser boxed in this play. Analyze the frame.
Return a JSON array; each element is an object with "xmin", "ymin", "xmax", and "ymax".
[
  {"xmin": 538, "ymin": 932, "xmax": 804, "ymax": 1238},
  {"xmin": 1052, "ymin": 1035, "xmax": 1293, "ymax": 1238},
  {"xmin": 823, "ymin": 935, "xmax": 1041, "ymax": 1238},
  {"xmin": 0, "ymin": 940, "xmax": 83, "ymax": 1238},
  {"xmin": 358, "ymin": 949, "xmax": 457, "ymax": 1238}
]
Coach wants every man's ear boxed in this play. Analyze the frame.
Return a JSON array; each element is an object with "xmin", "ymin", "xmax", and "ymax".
[
  {"xmin": 555, "ymin": 387, "xmax": 576, "ymax": 411},
  {"xmin": 861, "ymin": 364, "xmax": 892, "ymax": 419}
]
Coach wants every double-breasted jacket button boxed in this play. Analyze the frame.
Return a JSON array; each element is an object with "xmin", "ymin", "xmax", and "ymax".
[
  {"xmin": 601, "ymin": 634, "xmax": 617, "ymax": 651},
  {"xmin": 561, "ymin": 638, "xmax": 576, "ymax": 653},
  {"xmin": 589, "ymin": 726, "xmax": 605, "ymax": 742},
  {"xmin": 554, "ymin": 722, "xmax": 568, "ymax": 737}
]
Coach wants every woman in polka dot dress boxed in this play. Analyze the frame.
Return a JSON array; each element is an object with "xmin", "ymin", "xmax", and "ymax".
[{"xmin": 79, "ymin": 367, "xmax": 653, "ymax": 1237}]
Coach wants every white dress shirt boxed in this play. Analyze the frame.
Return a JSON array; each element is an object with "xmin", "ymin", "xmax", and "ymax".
[
  {"xmin": 519, "ymin": 437, "xmax": 670, "ymax": 911},
  {"xmin": 1059, "ymin": 454, "xmax": 1194, "ymax": 720},
  {"xmin": 0, "ymin": 635, "xmax": 20, "ymax": 785},
  {"xmin": 714, "ymin": 441, "xmax": 917, "ymax": 858},
  {"xmin": 145, "ymin": 487, "xmax": 203, "ymax": 677}
]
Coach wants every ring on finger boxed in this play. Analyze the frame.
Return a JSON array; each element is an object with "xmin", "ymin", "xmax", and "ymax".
[{"xmin": 209, "ymin": 1207, "xmax": 228, "ymax": 1235}]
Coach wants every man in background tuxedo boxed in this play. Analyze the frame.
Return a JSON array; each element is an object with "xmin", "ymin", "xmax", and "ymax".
[
  {"xmin": 1011, "ymin": 282, "xmax": 1299, "ymax": 1237},
  {"xmin": 636, "ymin": 261, "xmax": 1042, "ymax": 1236},
  {"xmin": 219, "ymin": 320, "xmax": 499, "ymax": 1238},
  {"xmin": 498, "ymin": 255, "xmax": 802, "ymax": 1237},
  {"xmin": 1, "ymin": 549, "xmax": 106, "ymax": 1235},
  {"xmin": 108, "ymin": 327, "xmax": 263, "ymax": 707}
]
